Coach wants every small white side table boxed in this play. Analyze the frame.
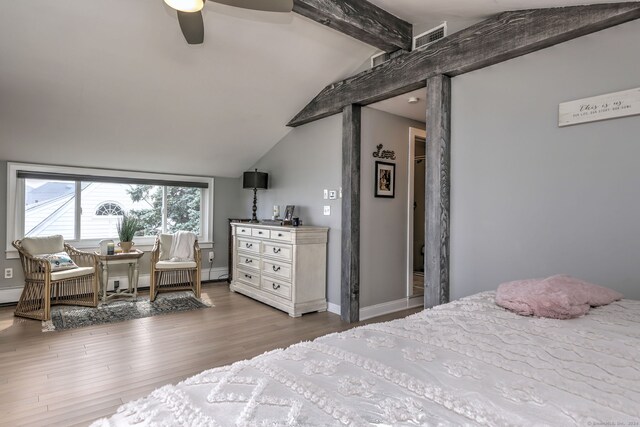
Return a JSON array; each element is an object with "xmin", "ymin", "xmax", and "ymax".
[{"xmin": 95, "ymin": 250, "xmax": 144, "ymax": 301}]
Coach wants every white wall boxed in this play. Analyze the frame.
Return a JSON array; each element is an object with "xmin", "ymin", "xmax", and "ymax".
[
  {"xmin": 450, "ymin": 20, "xmax": 640, "ymax": 300},
  {"xmin": 360, "ymin": 108, "xmax": 425, "ymax": 307}
]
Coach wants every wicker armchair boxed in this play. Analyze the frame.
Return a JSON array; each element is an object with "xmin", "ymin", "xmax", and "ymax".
[
  {"xmin": 12, "ymin": 235, "xmax": 99, "ymax": 321},
  {"xmin": 150, "ymin": 233, "xmax": 201, "ymax": 301}
]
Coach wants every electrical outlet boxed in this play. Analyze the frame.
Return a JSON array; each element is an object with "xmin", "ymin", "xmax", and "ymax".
[
  {"xmin": 323, "ymin": 205, "xmax": 331, "ymax": 216},
  {"xmin": 323, "ymin": 189, "xmax": 328, "ymax": 200},
  {"xmin": 4, "ymin": 268, "xmax": 13, "ymax": 279},
  {"xmin": 329, "ymin": 190, "xmax": 337, "ymax": 200},
  {"xmin": 208, "ymin": 251, "xmax": 214, "ymax": 262}
]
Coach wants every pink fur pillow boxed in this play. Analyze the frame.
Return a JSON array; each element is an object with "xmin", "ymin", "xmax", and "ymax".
[{"xmin": 495, "ymin": 275, "xmax": 623, "ymax": 319}]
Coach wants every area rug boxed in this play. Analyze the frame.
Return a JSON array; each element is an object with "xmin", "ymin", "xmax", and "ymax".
[{"xmin": 42, "ymin": 292, "xmax": 211, "ymax": 332}]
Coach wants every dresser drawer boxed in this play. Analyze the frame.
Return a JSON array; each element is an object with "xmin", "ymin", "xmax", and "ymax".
[
  {"xmin": 251, "ymin": 228, "xmax": 269, "ymax": 238},
  {"xmin": 270, "ymin": 230, "xmax": 292, "ymax": 242},
  {"xmin": 262, "ymin": 260, "xmax": 291, "ymax": 281},
  {"xmin": 236, "ymin": 268, "xmax": 260, "ymax": 288},
  {"xmin": 237, "ymin": 254, "xmax": 260, "ymax": 270},
  {"xmin": 236, "ymin": 226, "xmax": 253, "ymax": 237},
  {"xmin": 261, "ymin": 277, "xmax": 291, "ymax": 300},
  {"xmin": 262, "ymin": 242, "xmax": 292, "ymax": 261},
  {"xmin": 237, "ymin": 238, "xmax": 260, "ymax": 254}
]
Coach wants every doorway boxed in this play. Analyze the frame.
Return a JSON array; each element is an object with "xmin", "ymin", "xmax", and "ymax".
[{"xmin": 407, "ymin": 127, "xmax": 427, "ymax": 299}]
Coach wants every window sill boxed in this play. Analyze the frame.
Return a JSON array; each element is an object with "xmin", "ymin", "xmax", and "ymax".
[{"xmin": 5, "ymin": 241, "xmax": 213, "ymax": 260}]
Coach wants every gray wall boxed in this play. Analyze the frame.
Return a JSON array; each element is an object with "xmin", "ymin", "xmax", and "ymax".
[
  {"xmin": 360, "ymin": 108, "xmax": 425, "ymax": 307},
  {"xmin": 246, "ymin": 109, "xmax": 425, "ymax": 309},
  {"xmin": 450, "ymin": 20, "xmax": 640, "ymax": 301},
  {"xmin": 0, "ymin": 159, "xmax": 243, "ymax": 298},
  {"xmin": 242, "ymin": 115, "xmax": 343, "ymax": 305}
]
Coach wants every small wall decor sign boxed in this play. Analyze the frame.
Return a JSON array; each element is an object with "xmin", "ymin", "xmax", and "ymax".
[
  {"xmin": 374, "ymin": 161, "xmax": 395, "ymax": 198},
  {"xmin": 559, "ymin": 87, "xmax": 640, "ymax": 127},
  {"xmin": 372, "ymin": 144, "xmax": 396, "ymax": 160}
]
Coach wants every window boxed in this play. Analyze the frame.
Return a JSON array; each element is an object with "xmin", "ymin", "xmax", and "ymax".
[
  {"xmin": 95, "ymin": 202, "xmax": 124, "ymax": 216},
  {"xmin": 7, "ymin": 163, "xmax": 214, "ymax": 257}
]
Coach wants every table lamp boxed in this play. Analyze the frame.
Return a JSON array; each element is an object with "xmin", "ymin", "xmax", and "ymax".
[{"xmin": 243, "ymin": 169, "xmax": 268, "ymax": 223}]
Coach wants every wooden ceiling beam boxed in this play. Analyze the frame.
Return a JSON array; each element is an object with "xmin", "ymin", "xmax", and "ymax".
[
  {"xmin": 288, "ymin": 2, "xmax": 640, "ymax": 127},
  {"xmin": 292, "ymin": 0, "xmax": 412, "ymax": 52}
]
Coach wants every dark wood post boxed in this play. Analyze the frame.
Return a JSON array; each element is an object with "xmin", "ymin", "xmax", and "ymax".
[
  {"xmin": 341, "ymin": 104, "xmax": 361, "ymax": 322},
  {"xmin": 425, "ymin": 75, "xmax": 451, "ymax": 308}
]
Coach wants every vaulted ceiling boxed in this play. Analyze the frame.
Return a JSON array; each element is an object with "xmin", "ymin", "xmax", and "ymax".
[{"xmin": 0, "ymin": 0, "xmax": 635, "ymax": 177}]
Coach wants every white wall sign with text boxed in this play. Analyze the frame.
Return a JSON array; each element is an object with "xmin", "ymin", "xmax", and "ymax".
[{"xmin": 559, "ymin": 87, "xmax": 640, "ymax": 127}]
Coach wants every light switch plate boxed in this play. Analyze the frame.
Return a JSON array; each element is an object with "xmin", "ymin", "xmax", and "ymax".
[
  {"xmin": 323, "ymin": 189, "xmax": 328, "ymax": 199},
  {"xmin": 323, "ymin": 206, "xmax": 331, "ymax": 216},
  {"xmin": 339, "ymin": 187, "xmax": 343, "ymax": 198},
  {"xmin": 329, "ymin": 190, "xmax": 337, "ymax": 200}
]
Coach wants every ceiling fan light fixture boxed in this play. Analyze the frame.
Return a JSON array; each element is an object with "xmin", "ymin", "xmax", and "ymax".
[{"xmin": 164, "ymin": 0, "xmax": 204, "ymax": 13}]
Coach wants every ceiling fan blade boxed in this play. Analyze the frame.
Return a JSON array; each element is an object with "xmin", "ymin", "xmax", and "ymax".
[
  {"xmin": 177, "ymin": 10, "xmax": 204, "ymax": 44},
  {"xmin": 210, "ymin": 0, "xmax": 293, "ymax": 13}
]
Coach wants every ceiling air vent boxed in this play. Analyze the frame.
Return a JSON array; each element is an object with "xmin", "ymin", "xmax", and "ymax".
[
  {"xmin": 413, "ymin": 22, "xmax": 447, "ymax": 50},
  {"xmin": 370, "ymin": 51, "xmax": 391, "ymax": 68}
]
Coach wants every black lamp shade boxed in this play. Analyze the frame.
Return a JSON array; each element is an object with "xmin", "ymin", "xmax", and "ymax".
[{"xmin": 243, "ymin": 170, "xmax": 268, "ymax": 190}]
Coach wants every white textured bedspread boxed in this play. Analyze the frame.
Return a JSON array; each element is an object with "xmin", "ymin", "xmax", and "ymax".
[{"xmin": 93, "ymin": 292, "xmax": 640, "ymax": 426}]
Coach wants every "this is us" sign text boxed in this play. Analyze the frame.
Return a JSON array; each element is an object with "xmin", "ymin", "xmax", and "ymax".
[{"xmin": 559, "ymin": 87, "xmax": 640, "ymax": 127}]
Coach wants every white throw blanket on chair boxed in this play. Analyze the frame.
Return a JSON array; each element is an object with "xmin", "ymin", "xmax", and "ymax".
[{"xmin": 168, "ymin": 231, "xmax": 196, "ymax": 262}]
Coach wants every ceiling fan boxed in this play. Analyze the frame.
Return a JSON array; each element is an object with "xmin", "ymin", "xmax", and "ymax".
[{"xmin": 164, "ymin": 0, "xmax": 294, "ymax": 44}]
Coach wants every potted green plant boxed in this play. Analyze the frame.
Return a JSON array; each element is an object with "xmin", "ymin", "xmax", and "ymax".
[{"xmin": 116, "ymin": 212, "xmax": 140, "ymax": 253}]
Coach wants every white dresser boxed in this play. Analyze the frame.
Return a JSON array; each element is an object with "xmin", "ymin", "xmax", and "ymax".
[{"xmin": 230, "ymin": 223, "xmax": 329, "ymax": 317}]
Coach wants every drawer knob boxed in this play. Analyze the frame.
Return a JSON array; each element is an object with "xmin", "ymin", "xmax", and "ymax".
[
  {"xmin": 245, "ymin": 243, "xmax": 253, "ymax": 248},
  {"xmin": 245, "ymin": 259, "xmax": 253, "ymax": 264},
  {"xmin": 272, "ymin": 265, "xmax": 281, "ymax": 272},
  {"xmin": 241, "ymin": 229, "xmax": 246, "ymax": 232},
  {"xmin": 278, "ymin": 233, "xmax": 283, "ymax": 237},
  {"xmin": 272, "ymin": 283, "xmax": 280, "ymax": 290},
  {"xmin": 273, "ymin": 247, "xmax": 281, "ymax": 254},
  {"xmin": 245, "ymin": 274, "xmax": 252, "ymax": 279},
  {"xmin": 258, "ymin": 231, "xmax": 263, "ymax": 234}
]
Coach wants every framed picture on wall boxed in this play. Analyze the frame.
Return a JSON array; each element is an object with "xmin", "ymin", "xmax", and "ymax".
[{"xmin": 374, "ymin": 161, "xmax": 395, "ymax": 198}]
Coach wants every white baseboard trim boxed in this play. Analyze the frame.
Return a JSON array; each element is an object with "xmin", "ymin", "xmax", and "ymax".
[
  {"xmin": 0, "ymin": 268, "xmax": 229, "ymax": 304},
  {"xmin": 0, "ymin": 287, "xmax": 24, "ymax": 305},
  {"xmin": 359, "ymin": 296, "xmax": 424, "ymax": 321},
  {"xmin": 327, "ymin": 302, "xmax": 341, "ymax": 315},
  {"xmin": 203, "ymin": 267, "xmax": 229, "ymax": 282}
]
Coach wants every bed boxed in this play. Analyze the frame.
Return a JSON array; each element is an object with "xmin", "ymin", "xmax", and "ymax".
[{"xmin": 93, "ymin": 292, "xmax": 640, "ymax": 426}]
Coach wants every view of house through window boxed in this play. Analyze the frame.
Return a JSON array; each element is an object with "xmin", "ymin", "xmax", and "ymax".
[{"xmin": 24, "ymin": 179, "xmax": 202, "ymax": 240}]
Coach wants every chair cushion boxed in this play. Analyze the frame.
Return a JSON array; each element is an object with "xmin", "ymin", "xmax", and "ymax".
[
  {"xmin": 155, "ymin": 261, "xmax": 197, "ymax": 270},
  {"xmin": 36, "ymin": 252, "xmax": 78, "ymax": 272},
  {"xmin": 21, "ymin": 235, "xmax": 64, "ymax": 256},
  {"xmin": 51, "ymin": 266, "xmax": 95, "ymax": 281},
  {"xmin": 158, "ymin": 234, "xmax": 173, "ymax": 261}
]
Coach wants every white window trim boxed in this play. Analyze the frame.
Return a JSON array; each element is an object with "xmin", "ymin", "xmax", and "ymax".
[{"xmin": 6, "ymin": 162, "xmax": 214, "ymax": 259}]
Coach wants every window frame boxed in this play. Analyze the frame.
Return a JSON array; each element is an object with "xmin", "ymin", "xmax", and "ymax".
[{"xmin": 6, "ymin": 162, "xmax": 214, "ymax": 259}]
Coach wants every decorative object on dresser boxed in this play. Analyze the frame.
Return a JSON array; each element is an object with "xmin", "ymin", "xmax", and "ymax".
[
  {"xmin": 243, "ymin": 169, "xmax": 269, "ymax": 223},
  {"xmin": 283, "ymin": 205, "xmax": 295, "ymax": 225},
  {"xmin": 230, "ymin": 223, "xmax": 328, "ymax": 317}
]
